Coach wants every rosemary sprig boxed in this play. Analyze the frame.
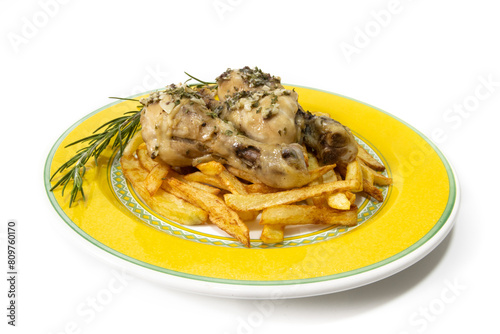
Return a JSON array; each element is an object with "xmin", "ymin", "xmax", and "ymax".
[
  {"xmin": 50, "ymin": 107, "xmax": 142, "ymax": 207},
  {"xmin": 51, "ymin": 72, "xmax": 214, "ymax": 207},
  {"xmin": 184, "ymin": 71, "xmax": 217, "ymax": 89},
  {"xmin": 108, "ymin": 97, "xmax": 140, "ymax": 102}
]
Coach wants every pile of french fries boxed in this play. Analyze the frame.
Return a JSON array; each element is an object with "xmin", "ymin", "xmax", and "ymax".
[{"xmin": 120, "ymin": 132, "xmax": 392, "ymax": 247}]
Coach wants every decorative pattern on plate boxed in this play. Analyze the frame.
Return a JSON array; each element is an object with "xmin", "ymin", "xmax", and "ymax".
[{"xmin": 110, "ymin": 135, "xmax": 391, "ymax": 249}]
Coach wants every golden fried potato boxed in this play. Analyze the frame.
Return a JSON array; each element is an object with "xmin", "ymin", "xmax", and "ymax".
[
  {"xmin": 235, "ymin": 210, "xmax": 260, "ymax": 222},
  {"xmin": 305, "ymin": 154, "xmax": 326, "ymax": 206},
  {"xmin": 219, "ymin": 168, "xmax": 248, "ymax": 195},
  {"xmin": 356, "ymin": 143, "xmax": 385, "ymax": 171},
  {"xmin": 327, "ymin": 193, "xmax": 352, "ymax": 210},
  {"xmin": 308, "ymin": 164, "xmax": 337, "ymax": 183},
  {"xmin": 197, "ymin": 161, "xmax": 248, "ymax": 195},
  {"xmin": 226, "ymin": 166, "xmax": 262, "ymax": 184},
  {"xmin": 362, "ymin": 179, "xmax": 384, "ymax": 202},
  {"xmin": 144, "ymin": 163, "xmax": 170, "ymax": 196},
  {"xmin": 244, "ymin": 183, "xmax": 279, "ymax": 194},
  {"xmin": 359, "ymin": 159, "xmax": 392, "ymax": 186},
  {"xmin": 195, "ymin": 161, "xmax": 224, "ymax": 176},
  {"xmin": 122, "ymin": 132, "xmax": 144, "ymax": 158},
  {"xmin": 183, "ymin": 172, "xmax": 229, "ymax": 191},
  {"xmin": 260, "ymin": 204, "xmax": 358, "ymax": 226},
  {"xmin": 165, "ymin": 177, "xmax": 250, "ymax": 247},
  {"xmin": 136, "ymin": 144, "xmax": 159, "ymax": 172},
  {"xmin": 260, "ymin": 225, "xmax": 285, "ymax": 244},
  {"xmin": 224, "ymin": 180, "xmax": 359, "ymax": 211},
  {"xmin": 345, "ymin": 159, "xmax": 363, "ymax": 192}
]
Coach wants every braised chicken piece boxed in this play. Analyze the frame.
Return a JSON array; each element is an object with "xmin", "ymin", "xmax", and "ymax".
[
  {"xmin": 216, "ymin": 67, "xmax": 358, "ymax": 165},
  {"xmin": 295, "ymin": 106, "xmax": 358, "ymax": 165},
  {"xmin": 216, "ymin": 67, "xmax": 300, "ymax": 145},
  {"xmin": 140, "ymin": 84, "xmax": 312, "ymax": 189}
]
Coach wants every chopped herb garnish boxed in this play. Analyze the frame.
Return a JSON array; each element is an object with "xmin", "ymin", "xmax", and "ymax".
[
  {"xmin": 263, "ymin": 108, "xmax": 274, "ymax": 119},
  {"xmin": 238, "ymin": 66, "xmax": 281, "ymax": 88},
  {"xmin": 271, "ymin": 94, "xmax": 278, "ymax": 104},
  {"xmin": 206, "ymin": 111, "xmax": 218, "ymax": 118}
]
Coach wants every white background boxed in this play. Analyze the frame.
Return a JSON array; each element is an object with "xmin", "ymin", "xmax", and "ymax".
[{"xmin": 1, "ymin": 0, "xmax": 499, "ymax": 333}]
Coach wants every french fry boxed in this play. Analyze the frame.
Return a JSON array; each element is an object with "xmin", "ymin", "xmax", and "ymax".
[
  {"xmin": 307, "ymin": 153, "xmax": 320, "ymax": 170},
  {"xmin": 167, "ymin": 169, "xmax": 221, "ymax": 195},
  {"xmin": 224, "ymin": 180, "xmax": 359, "ymax": 211},
  {"xmin": 180, "ymin": 179, "xmax": 220, "ymax": 195},
  {"xmin": 226, "ymin": 166, "xmax": 281, "ymax": 194},
  {"xmin": 197, "ymin": 161, "xmax": 248, "ymax": 195},
  {"xmin": 345, "ymin": 159, "xmax": 363, "ymax": 192},
  {"xmin": 244, "ymin": 183, "xmax": 279, "ymax": 194},
  {"xmin": 362, "ymin": 179, "xmax": 384, "ymax": 202},
  {"xmin": 359, "ymin": 159, "xmax": 375, "ymax": 186},
  {"xmin": 120, "ymin": 154, "xmax": 208, "ymax": 225},
  {"xmin": 327, "ymin": 193, "xmax": 351, "ymax": 210},
  {"xmin": 195, "ymin": 161, "xmax": 224, "ymax": 176},
  {"xmin": 356, "ymin": 143, "xmax": 385, "ymax": 171},
  {"xmin": 183, "ymin": 172, "xmax": 229, "ymax": 191},
  {"xmin": 137, "ymin": 144, "xmax": 160, "ymax": 172},
  {"xmin": 305, "ymin": 154, "xmax": 326, "ymax": 206},
  {"xmin": 144, "ymin": 163, "xmax": 170, "ymax": 196},
  {"xmin": 165, "ymin": 177, "xmax": 250, "ymax": 247},
  {"xmin": 322, "ymin": 170, "xmax": 337, "ymax": 183},
  {"xmin": 260, "ymin": 204, "xmax": 358, "ymax": 226},
  {"xmin": 226, "ymin": 166, "xmax": 262, "ymax": 184},
  {"xmin": 307, "ymin": 164, "xmax": 337, "ymax": 183},
  {"xmin": 346, "ymin": 191, "xmax": 356, "ymax": 204},
  {"xmin": 359, "ymin": 159, "xmax": 392, "ymax": 186},
  {"xmin": 219, "ymin": 169, "xmax": 248, "ymax": 195},
  {"xmin": 321, "ymin": 170, "xmax": 350, "ymax": 210},
  {"xmin": 372, "ymin": 173, "xmax": 392, "ymax": 187},
  {"xmin": 260, "ymin": 224, "xmax": 285, "ymax": 243},
  {"xmin": 122, "ymin": 131, "xmax": 144, "ymax": 158},
  {"xmin": 236, "ymin": 210, "xmax": 260, "ymax": 221}
]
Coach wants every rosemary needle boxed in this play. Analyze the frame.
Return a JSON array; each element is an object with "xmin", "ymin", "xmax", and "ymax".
[
  {"xmin": 184, "ymin": 72, "xmax": 218, "ymax": 89},
  {"xmin": 50, "ymin": 107, "xmax": 142, "ymax": 207}
]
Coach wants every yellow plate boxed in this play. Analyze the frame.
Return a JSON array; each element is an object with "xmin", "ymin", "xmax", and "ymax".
[{"xmin": 44, "ymin": 86, "xmax": 459, "ymax": 298}]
